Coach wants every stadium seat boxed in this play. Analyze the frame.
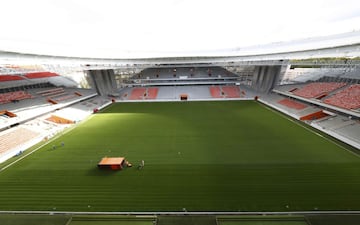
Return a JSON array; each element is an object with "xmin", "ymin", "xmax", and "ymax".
[
  {"xmin": 292, "ymin": 82, "xmax": 346, "ymax": 98},
  {"xmin": 0, "ymin": 75, "xmax": 24, "ymax": 82},
  {"xmin": 0, "ymin": 91, "xmax": 33, "ymax": 104},
  {"xmin": 324, "ymin": 84, "xmax": 360, "ymax": 109},
  {"xmin": 25, "ymin": 72, "xmax": 59, "ymax": 79},
  {"xmin": 278, "ymin": 99, "xmax": 307, "ymax": 110}
]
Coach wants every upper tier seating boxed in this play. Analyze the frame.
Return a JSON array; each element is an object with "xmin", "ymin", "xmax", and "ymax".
[
  {"xmin": 292, "ymin": 82, "xmax": 346, "ymax": 98},
  {"xmin": 323, "ymin": 84, "xmax": 360, "ymax": 110},
  {"xmin": 24, "ymin": 72, "xmax": 59, "ymax": 79},
  {"xmin": 0, "ymin": 75, "xmax": 24, "ymax": 82}
]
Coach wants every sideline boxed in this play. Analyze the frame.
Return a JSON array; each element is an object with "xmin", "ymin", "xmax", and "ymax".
[
  {"xmin": 258, "ymin": 101, "xmax": 360, "ymax": 158},
  {"xmin": 0, "ymin": 142, "xmax": 47, "ymax": 172},
  {"xmin": 0, "ymin": 116, "xmax": 92, "ymax": 173}
]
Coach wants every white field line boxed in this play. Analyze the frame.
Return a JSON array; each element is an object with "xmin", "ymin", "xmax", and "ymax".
[
  {"xmin": 65, "ymin": 217, "xmax": 73, "ymax": 225},
  {"xmin": 0, "ymin": 115, "xmax": 92, "ymax": 173},
  {"xmin": 0, "ymin": 142, "xmax": 46, "ymax": 172},
  {"xmin": 259, "ymin": 102, "xmax": 360, "ymax": 158}
]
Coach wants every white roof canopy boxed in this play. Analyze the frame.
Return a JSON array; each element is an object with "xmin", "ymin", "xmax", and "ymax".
[{"xmin": 0, "ymin": 0, "xmax": 359, "ymax": 59}]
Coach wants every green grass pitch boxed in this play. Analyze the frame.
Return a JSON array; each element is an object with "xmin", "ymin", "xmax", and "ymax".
[
  {"xmin": 0, "ymin": 101, "xmax": 360, "ymax": 212},
  {"xmin": 0, "ymin": 214, "xmax": 155, "ymax": 225}
]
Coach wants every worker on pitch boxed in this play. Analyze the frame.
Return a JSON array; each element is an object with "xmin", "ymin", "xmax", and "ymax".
[
  {"xmin": 125, "ymin": 160, "xmax": 132, "ymax": 167},
  {"xmin": 52, "ymin": 142, "xmax": 64, "ymax": 150},
  {"xmin": 138, "ymin": 160, "xmax": 145, "ymax": 170}
]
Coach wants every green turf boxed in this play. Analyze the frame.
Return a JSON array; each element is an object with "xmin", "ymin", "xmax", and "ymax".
[
  {"xmin": 217, "ymin": 216, "xmax": 308, "ymax": 225},
  {"xmin": 69, "ymin": 221, "xmax": 151, "ymax": 225},
  {"xmin": 157, "ymin": 216, "xmax": 216, "ymax": 225},
  {"xmin": 0, "ymin": 101, "xmax": 360, "ymax": 212},
  {"xmin": 218, "ymin": 220, "xmax": 307, "ymax": 225},
  {"xmin": 0, "ymin": 214, "xmax": 70, "ymax": 225},
  {"xmin": 69, "ymin": 215, "xmax": 155, "ymax": 225},
  {"xmin": 305, "ymin": 214, "xmax": 360, "ymax": 225}
]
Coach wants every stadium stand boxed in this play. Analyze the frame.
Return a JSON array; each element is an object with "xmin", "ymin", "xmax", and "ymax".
[
  {"xmin": 222, "ymin": 86, "xmax": 241, "ymax": 98},
  {"xmin": 277, "ymin": 98, "xmax": 307, "ymax": 110},
  {"xmin": 46, "ymin": 115, "xmax": 74, "ymax": 124},
  {"xmin": 0, "ymin": 82, "xmax": 55, "ymax": 94},
  {"xmin": 259, "ymin": 93, "xmax": 321, "ymax": 119},
  {"xmin": 24, "ymin": 72, "xmax": 59, "ymax": 79},
  {"xmin": 323, "ymin": 84, "xmax": 360, "ymax": 110},
  {"xmin": 0, "ymin": 94, "xmax": 109, "ymax": 162},
  {"xmin": 156, "ymin": 85, "xmax": 216, "ymax": 100},
  {"xmin": 299, "ymin": 110, "xmax": 329, "ymax": 120},
  {"xmin": 209, "ymin": 86, "xmax": 223, "ymax": 98},
  {"xmin": 146, "ymin": 87, "xmax": 158, "ymax": 99},
  {"xmin": 209, "ymin": 86, "xmax": 244, "ymax": 98},
  {"xmin": 36, "ymin": 87, "xmax": 65, "ymax": 96},
  {"xmin": 118, "ymin": 85, "xmax": 254, "ymax": 101},
  {"xmin": 311, "ymin": 115, "xmax": 360, "ymax": 148},
  {"xmin": 129, "ymin": 88, "xmax": 147, "ymax": 100},
  {"xmin": 0, "ymin": 127, "xmax": 40, "ymax": 154},
  {"xmin": 259, "ymin": 92, "xmax": 360, "ymax": 149},
  {"xmin": 0, "ymin": 91, "xmax": 33, "ymax": 104},
  {"xmin": 53, "ymin": 93, "xmax": 78, "ymax": 102},
  {"xmin": 138, "ymin": 67, "xmax": 238, "ymax": 79},
  {"xmin": 333, "ymin": 120, "xmax": 360, "ymax": 143},
  {"xmin": 47, "ymin": 92, "xmax": 69, "ymax": 100},
  {"xmin": 0, "ymin": 110, "xmax": 17, "ymax": 118},
  {"xmin": 291, "ymin": 82, "xmax": 346, "ymax": 98},
  {"xmin": 0, "ymin": 75, "xmax": 24, "ymax": 82},
  {"xmin": 128, "ymin": 87, "xmax": 158, "ymax": 100},
  {"xmin": 52, "ymin": 96, "xmax": 111, "ymax": 122},
  {"xmin": 0, "ymin": 87, "xmax": 97, "ymax": 129}
]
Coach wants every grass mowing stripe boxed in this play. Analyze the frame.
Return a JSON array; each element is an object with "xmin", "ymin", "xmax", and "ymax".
[
  {"xmin": 0, "ymin": 116, "xmax": 90, "ymax": 172},
  {"xmin": 0, "ymin": 214, "xmax": 71, "ymax": 225},
  {"xmin": 0, "ymin": 141, "xmax": 47, "ymax": 172},
  {"xmin": 259, "ymin": 101, "xmax": 360, "ymax": 158},
  {"xmin": 0, "ymin": 101, "xmax": 359, "ymax": 212}
]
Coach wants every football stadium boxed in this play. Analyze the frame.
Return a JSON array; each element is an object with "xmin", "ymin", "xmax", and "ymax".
[{"xmin": 0, "ymin": 0, "xmax": 360, "ymax": 224}]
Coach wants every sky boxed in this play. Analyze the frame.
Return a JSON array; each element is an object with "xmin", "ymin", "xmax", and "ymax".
[{"xmin": 0, "ymin": 0, "xmax": 359, "ymax": 58}]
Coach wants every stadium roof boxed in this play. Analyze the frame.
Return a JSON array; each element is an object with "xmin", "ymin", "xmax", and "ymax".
[{"xmin": 0, "ymin": 0, "xmax": 359, "ymax": 59}]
